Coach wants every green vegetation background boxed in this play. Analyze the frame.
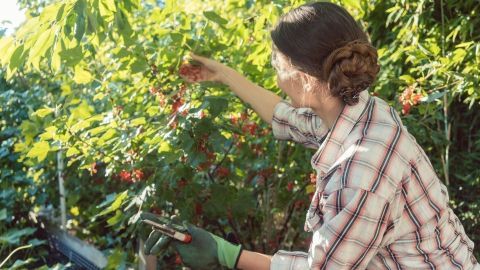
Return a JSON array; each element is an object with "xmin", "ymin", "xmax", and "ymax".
[{"xmin": 0, "ymin": 0, "xmax": 478, "ymax": 268}]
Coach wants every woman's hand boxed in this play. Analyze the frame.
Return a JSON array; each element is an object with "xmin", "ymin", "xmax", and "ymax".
[
  {"xmin": 179, "ymin": 52, "xmax": 229, "ymax": 84},
  {"xmin": 140, "ymin": 212, "xmax": 243, "ymax": 270}
]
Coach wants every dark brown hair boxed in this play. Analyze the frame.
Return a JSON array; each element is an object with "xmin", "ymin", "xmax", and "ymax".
[{"xmin": 270, "ymin": 1, "xmax": 380, "ymax": 105}]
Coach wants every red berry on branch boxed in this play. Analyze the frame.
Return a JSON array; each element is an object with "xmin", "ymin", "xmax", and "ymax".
[
  {"xmin": 178, "ymin": 178, "xmax": 188, "ymax": 189},
  {"xmin": 402, "ymin": 102, "xmax": 411, "ymax": 115},
  {"xmin": 294, "ymin": 200, "xmax": 305, "ymax": 209},
  {"xmin": 216, "ymin": 166, "xmax": 230, "ymax": 178},
  {"xmin": 242, "ymin": 122, "xmax": 257, "ymax": 135},
  {"xmin": 287, "ymin": 181, "xmax": 294, "ymax": 191},
  {"xmin": 412, "ymin": 93, "xmax": 423, "ymax": 105},
  {"xmin": 195, "ymin": 203, "xmax": 203, "ymax": 216},
  {"xmin": 206, "ymin": 151, "xmax": 216, "ymax": 161},
  {"xmin": 134, "ymin": 169, "xmax": 145, "ymax": 181},
  {"xmin": 197, "ymin": 161, "xmax": 212, "ymax": 171},
  {"xmin": 119, "ymin": 170, "xmax": 133, "ymax": 183},
  {"xmin": 174, "ymin": 253, "xmax": 182, "ymax": 265},
  {"xmin": 230, "ymin": 115, "xmax": 238, "ymax": 125},
  {"xmin": 149, "ymin": 86, "xmax": 158, "ymax": 95},
  {"xmin": 169, "ymin": 119, "xmax": 178, "ymax": 129},
  {"xmin": 178, "ymin": 64, "xmax": 203, "ymax": 82},
  {"xmin": 259, "ymin": 167, "xmax": 274, "ymax": 178},
  {"xmin": 260, "ymin": 129, "xmax": 270, "ymax": 136},
  {"xmin": 150, "ymin": 206, "xmax": 163, "ymax": 215},
  {"xmin": 172, "ymin": 98, "xmax": 184, "ymax": 113},
  {"xmin": 310, "ymin": 173, "xmax": 317, "ymax": 184}
]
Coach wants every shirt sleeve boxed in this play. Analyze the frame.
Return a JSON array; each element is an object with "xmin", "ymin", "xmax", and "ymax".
[
  {"xmin": 271, "ymin": 100, "xmax": 329, "ymax": 149},
  {"xmin": 270, "ymin": 188, "xmax": 391, "ymax": 270}
]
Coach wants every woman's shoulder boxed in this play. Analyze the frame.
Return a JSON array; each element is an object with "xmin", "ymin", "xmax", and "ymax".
[{"xmin": 363, "ymin": 96, "xmax": 420, "ymax": 160}]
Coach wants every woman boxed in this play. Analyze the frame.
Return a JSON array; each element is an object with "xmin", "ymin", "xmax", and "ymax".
[{"xmin": 140, "ymin": 2, "xmax": 478, "ymax": 269}]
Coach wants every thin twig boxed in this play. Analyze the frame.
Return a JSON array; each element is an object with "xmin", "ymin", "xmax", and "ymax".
[{"xmin": 0, "ymin": 244, "xmax": 33, "ymax": 268}]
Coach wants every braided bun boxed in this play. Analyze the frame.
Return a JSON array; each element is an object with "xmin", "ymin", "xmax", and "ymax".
[{"xmin": 322, "ymin": 40, "xmax": 380, "ymax": 105}]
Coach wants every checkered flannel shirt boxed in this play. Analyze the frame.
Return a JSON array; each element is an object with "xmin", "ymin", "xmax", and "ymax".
[{"xmin": 270, "ymin": 90, "xmax": 478, "ymax": 269}]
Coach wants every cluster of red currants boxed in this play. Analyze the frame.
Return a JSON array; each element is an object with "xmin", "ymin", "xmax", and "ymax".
[
  {"xmin": 115, "ymin": 169, "xmax": 145, "ymax": 183},
  {"xmin": 178, "ymin": 62, "xmax": 203, "ymax": 82},
  {"xmin": 195, "ymin": 134, "xmax": 216, "ymax": 172},
  {"xmin": 399, "ymin": 85, "xmax": 423, "ymax": 115}
]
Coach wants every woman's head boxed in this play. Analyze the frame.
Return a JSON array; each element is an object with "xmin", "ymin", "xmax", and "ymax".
[{"xmin": 270, "ymin": 1, "xmax": 380, "ymax": 106}]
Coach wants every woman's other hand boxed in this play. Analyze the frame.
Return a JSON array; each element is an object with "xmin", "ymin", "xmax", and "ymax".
[{"xmin": 178, "ymin": 52, "xmax": 229, "ymax": 84}]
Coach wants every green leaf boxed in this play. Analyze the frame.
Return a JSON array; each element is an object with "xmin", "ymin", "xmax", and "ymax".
[
  {"xmin": 74, "ymin": 66, "xmax": 94, "ymax": 84},
  {"xmin": 399, "ymin": 75, "xmax": 415, "ymax": 84},
  {"xmin": 203, "ymin": 11, "xmax": 227, "ymax": 25},
  {"xmin": 59, "ymin": 44, "xmax": 83, "ymax": 67},
  {"xmin": 74, "ymin": 2, "xmax": 87, "ymax": 41},
  {"xmin": 50, "ymin": 40, "xmax": 62, "ymax": 72},
  {"xmin": 452, "ymin": 48, "xmax": 466, "ymax": 64},
  {"xmin": 70, "ymin": 100, "xmax": 93, "ymax": 119},
  {"xmin": 34, "ymin": 107, "xmax": 54, "ymax": 118},
  {"xmin": 106, "ymin": 249, "xmax": 126, "ymax": 269},
  {"xmin": 107, "ymin": 210, "xmax": 123, "ymax": 226},
  {"xmin": 0, "ymin": 228, "xmax": 36, "ymax": 245},
  {"xmin": 158, "ymin": 140, "xmax": 172, "ymax": 153},
  {"xmin": 0, "ymin": 209, "xmax": 7, "ymax": 221},
  {"xmin": 9, "ymin": 258, "xmax": 36, "ymax": 269},
  {"xmin": 8, "ymin": 44, "xmax": 26, "ymax": 75},
  {"xmin": 39, "ymin": 126, "xmax": 58, "ymax": 140},
  {"xmin": 204, "ymin": 96, "xmax": 228, "ymax": 118},
  {"xmin": 66, "ymin": 147, "xmax": 80, "ymax": 157},
  {"xmin": 103, "ymin": 0, "xmax": 117, "ymax": 12},
  {"xmin": 129, "ymin": 58, "xmax": 148, "ymax": 73},
  {"xmin": 421, "ymin": 91, "xmax": 447, "ymax": 103},
  {"xmin": 99, "ymin": 0, "xmax": 116, "ymax": 21},
  {"xmin": 97, "ymin": 191, "xmax": 128, "ymax": 217},
  {"xmin": 26, "ymin": 141, "xmax": 50, "ymax": 162},
  {"xmin": 28, "ymin": 28, "xmax": 55, "ymax": 68},
  {"xmin": 130, "ymin": 117, "xmax": 146, "ymax": 126}
]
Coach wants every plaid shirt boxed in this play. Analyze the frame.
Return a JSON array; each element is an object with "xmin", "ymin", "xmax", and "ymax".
[{"xmin": 270, "ymin": 90, "xmax": 478, "ymax": 270}]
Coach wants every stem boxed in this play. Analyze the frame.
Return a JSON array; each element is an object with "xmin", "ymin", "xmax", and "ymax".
[
  {"xmin": 0, "ymin": 244, "xmax": 33, "ymax": 268},
  {"xmin": 55, "ymin": 107, "xmax": 67, "ymax": 229},
  {"xmin": 440, "ymin": 0, "xmax": 450, "ymax": 186},
  {"xmin": 210, "ymin": 141, "xmax": 234, "ymax": 176}
]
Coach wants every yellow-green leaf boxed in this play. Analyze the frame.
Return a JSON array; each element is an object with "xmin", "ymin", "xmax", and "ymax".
[
  {"xmin": 26, "ymin": 141, "xmax": 50, "ymax": 162},
  {"xmin": 74, "ymin": 66, "xmax": 93, "ymax": 84},
  {"xmin": 306, "ymin": 184, "xmax": 315, "ymax": 194},
  {"xmin": 158, "ymin": 141, "xmax": 172, "ymax": 153},
  {"xmin": 34, "ymin": 107, "xmax": 54, "ymax": 118},
  {"xmin": 39, "ymin": 126, "xmax": 58, "ymax": 140},
  {"xmin": 66, "ymin": 147, "xmax": 80, "ymax": 157},
  {"xmin": 130, "ymin": 117, "xmax": 146, "ymax": 126},
  {"xmin": 98, "ymin": 191, "xmax": 128, "ymax": 216}
]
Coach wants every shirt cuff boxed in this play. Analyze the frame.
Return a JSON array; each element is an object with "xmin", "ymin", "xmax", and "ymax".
[{"xmin": 270, "ymin": 250, "xmax": 310, "ymax": 270}]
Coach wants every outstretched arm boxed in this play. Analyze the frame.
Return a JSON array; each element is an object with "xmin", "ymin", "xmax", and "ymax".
[
  {"xmin": 219, "ymin": 66, "xmax": 282, "ymax": 124},
  {"xmin": 186, "ymin": 53, "xmax": 282, "ymax": 124}
]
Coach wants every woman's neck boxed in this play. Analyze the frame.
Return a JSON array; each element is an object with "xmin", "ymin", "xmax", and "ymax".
[{"xmin": 311, "ymin": 96, "xmax": 345, "ymax": 130}]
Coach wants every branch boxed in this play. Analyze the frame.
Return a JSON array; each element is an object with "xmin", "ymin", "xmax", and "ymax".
[{"xmin": 0, "ymin": 244, "xmax": 33, "ymax": 268}]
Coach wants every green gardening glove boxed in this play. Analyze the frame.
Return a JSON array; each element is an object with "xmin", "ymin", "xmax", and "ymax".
[{"xmin": 140, "ymin": 212, "xmax": 243, "ymax": 270}]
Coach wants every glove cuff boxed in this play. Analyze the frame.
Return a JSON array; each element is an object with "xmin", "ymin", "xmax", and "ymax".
[{"xmin": 213, "ymin": 234, "xmax": 243, "ymax": 269}]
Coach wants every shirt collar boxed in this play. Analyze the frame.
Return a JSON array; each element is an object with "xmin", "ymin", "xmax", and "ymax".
[{"xmin": 311, "ymin": 90, "xmax": 373, "ymax": 175}]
